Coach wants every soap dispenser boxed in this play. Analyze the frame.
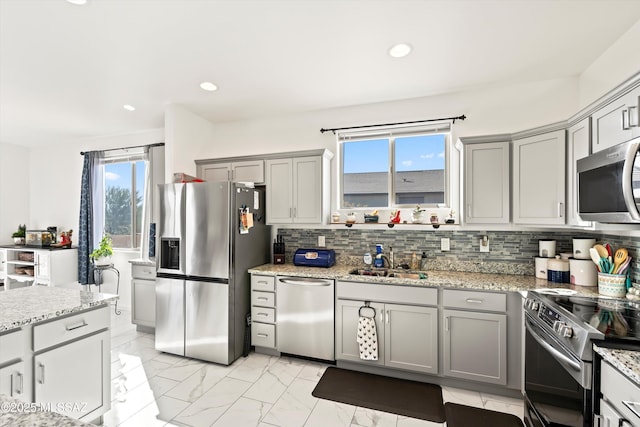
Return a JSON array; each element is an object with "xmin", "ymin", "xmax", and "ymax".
[
  {"xmin": 374, "ymin": 244, "xmax": 384, "ymax": 268},
  {"xmin": 420, "ymin": 251, "xmax": 428, "ymax": 270},
  {"xmin": 410, "ymin": 252, "xmax": 419, "ymax": 270}
]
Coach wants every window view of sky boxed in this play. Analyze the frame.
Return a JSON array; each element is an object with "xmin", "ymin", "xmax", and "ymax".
[
  {"xmin": 104, "ymin": 161, "xmax": 146, "ymax": 194},
  {"xmin": 343, "ymin": 134, "xmax": 445, "ymax": 173}
]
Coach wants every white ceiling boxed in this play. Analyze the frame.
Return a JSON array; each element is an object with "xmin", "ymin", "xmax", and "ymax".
[{"xmin": 2, "ymin": 0, "xmax": 640, "ymax": 147}]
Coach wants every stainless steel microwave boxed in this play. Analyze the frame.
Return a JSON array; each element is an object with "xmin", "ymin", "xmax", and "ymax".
[{"xmin": 577, "ymin": 137, "xmax": 640, "ymax": 223}]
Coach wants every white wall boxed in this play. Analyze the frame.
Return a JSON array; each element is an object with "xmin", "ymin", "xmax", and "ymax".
[
  {"xmin": 0, "ymin": 143, "xmax": 30, "ymax": 245},
  {"xmin": 24, "ymin": 128, "xmax": 164, "ymax": 309},
  {"xmin": 578, "ymin": 19, "xmax": 640, "ymax": 108},
  {"xmin": 169, "ymin": 76, "xmax": 580, "ymax": 217}
]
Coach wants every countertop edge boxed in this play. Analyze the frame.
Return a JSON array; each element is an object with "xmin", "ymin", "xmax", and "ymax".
[{"xmin": 593, "ymin": 343, "xmax": 640, "ymax": 387}]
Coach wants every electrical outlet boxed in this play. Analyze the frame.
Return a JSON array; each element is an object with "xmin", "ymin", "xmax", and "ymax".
[
  {"xmin": 441, "ymin": 238, "xmax": 450, "ymax": 251},
  {"xmin": 318, "ymin": 235, "xmax": 325, "ymax": 247},
  {"xmin": 479, "ymin": 236, "xmax": 490, "ymax": 252}
]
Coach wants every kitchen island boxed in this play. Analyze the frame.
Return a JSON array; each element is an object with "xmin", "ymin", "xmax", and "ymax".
[{"xmin": 0, "ymin": 286, "xmax": 117, "ymax": 424}]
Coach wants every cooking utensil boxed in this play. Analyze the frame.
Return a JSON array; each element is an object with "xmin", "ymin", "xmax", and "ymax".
[
  {"xmin": 594, "ymin": 244, "xmax": 609, "ymax": 259},
  {"xmin": 616, "ymin": 256, "xmax": 632, "ymax": 275},
  {"xmin": 612, "ymin": 248, "xmax": 628, "ymax": 274},
  {"xmin": 605, "ymin": 243, "xmax": 613, "ymax": 258},
  {"xmin": 589, "ymin": 247, "xmax": 602, "ymax": 272}
]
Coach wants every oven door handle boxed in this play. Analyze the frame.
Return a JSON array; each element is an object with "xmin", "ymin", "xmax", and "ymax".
[{"xmin": 525, "ymin": 321, "xmax": 581, "ymax": 372}]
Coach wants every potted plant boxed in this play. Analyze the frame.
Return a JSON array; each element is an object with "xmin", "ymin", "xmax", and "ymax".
[
  {"xmin": 11, "ymin": 224, "xmax": 26, "ymax": 245},
  {"xmin": 90, "ymin": 234, "xmax": 114, "ymax": 266},
  {"xmin": 411, "ymin": 205, "xmax": 425, "ymax": 223}
]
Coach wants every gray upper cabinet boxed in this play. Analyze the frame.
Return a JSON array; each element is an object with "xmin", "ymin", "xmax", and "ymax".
[
  {"xmin": 566, "ymin": 118, "xmax": 592, "ymax": 227},
  {"xmin": 463, "ymin": 141, "xmax": 510, "ymax": 224},
  {"xmin": 591, "ymin": 85, "xmax": 640, "ymax": 153},
  {"xmin": 198, "ymin": 160, "xmax": 265, "ymax": 183},
  {"xmin": 266, "ymin": 151, "xmax": 332, "ymax": 224},
  {"xmin": 512, "ymin": 130, "xmax": 566, "ymax": 225}
]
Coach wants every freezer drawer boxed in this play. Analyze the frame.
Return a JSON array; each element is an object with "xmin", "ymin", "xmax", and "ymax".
[
  {"xmin": 155, "ymin": 277, "xmax": 185, "ymax": 356},
  {"xmin": 276, "ymin": 277, "xmax": 335, "ymax": 361},
  {"xmin": 185, "ymin": 280, "xmax": 231, "ymax": 364}
]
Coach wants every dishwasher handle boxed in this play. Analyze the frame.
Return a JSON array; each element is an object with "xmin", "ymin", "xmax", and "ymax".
[{"xmin": 278, "ymin": 277, "xmax": 333, "ymax": 286}]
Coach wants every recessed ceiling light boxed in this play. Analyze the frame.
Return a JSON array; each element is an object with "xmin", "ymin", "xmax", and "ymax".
[
  {"xmin": 389, "ymin": 43, "xmax": 412, "ymax": 58},
  {"xmin": 200, "ymin": 82, "xmax": 218, "ymax": 92},
  {"xmin": 123, "ymin": 104, "xmax": 135, "ymax": 111},
  {"xmin": 66, "ymin": 0, "xmax": 87, "ymax": 5}
]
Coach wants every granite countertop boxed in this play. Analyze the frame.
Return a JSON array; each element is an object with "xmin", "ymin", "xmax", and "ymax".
[
  {"xmin": 594, "ymin": 344, "xmax": 640, "ymax": 386},
  {"xmin": 248, "ymin": 263, "xmax": 601, "ymax": 296},
  {"xmin": 0, "ymin": 286, "xmax": 118, "ymax": 332},
  {"xmin": 0, "ymin": 394, "xmax": 90, "ymax": 427}
]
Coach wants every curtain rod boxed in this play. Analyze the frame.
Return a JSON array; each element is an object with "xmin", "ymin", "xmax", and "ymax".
[
  {"xmin": 80, "ymin": 142, "xmax": 165, "ymax": 156},
  {"xmin": 320, "ymin": 115, "xmax": 466, "ymax": 134}
]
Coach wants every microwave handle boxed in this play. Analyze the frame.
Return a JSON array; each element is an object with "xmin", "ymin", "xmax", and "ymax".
[{"xmin": 622, "ymin": 140, "xmax": 640, "ymax": 221}]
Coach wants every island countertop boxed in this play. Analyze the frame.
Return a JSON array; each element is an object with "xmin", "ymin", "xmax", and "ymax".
[
  {"xmin": 0, "ymin": 286, "xmax": 118, "ymax": 332},
  {"xmin": 248, "ymin": 263, "xmax": 601, "ymax": 296}
]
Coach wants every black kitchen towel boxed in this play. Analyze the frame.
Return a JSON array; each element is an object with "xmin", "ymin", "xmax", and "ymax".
[
  {"xmin": 312, "ymin": 367, "xmax": 445, "ymax": 422},
  {"xmin": 445, "ymin": 402, "xmax": 524, "ymax": 427}
]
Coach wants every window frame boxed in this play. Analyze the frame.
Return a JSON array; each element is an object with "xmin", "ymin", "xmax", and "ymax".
[
  {"xmin": 100, "ymin": 155, "xmax": 147, "ymax": 250},
  {"xmin": 337, "ymin": 124, "xmax": 451, "ymax": 210}
]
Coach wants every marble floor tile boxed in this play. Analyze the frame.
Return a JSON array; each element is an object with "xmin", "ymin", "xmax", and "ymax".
[
  {"xmin": 261, "ymin": 377, "xmax": 318, "ymax": 427},
  {"xmin": 105, "ymin": 309, "xmax": 527, "ymax": 427},
  {"xmin": 351, "ymin": 407, "xmax": 398, "ymax": 427},
  {"xmin": 304, "ymin": 399, "xmax": 356, "ymax": 427},
  {"xmin": 172, "ymin": 377, "xmax": 253, "ymax": 426},
  {"xmin": 165, "ymin": 363, "xmax": 230, "ymax": 403},
  {"xmin": 212, "ymin": 397, "xmax": 273, "ymax": 427}
]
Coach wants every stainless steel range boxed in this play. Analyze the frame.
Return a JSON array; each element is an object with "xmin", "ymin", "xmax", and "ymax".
[
  {"xmin": 523, "ymin": 290, "xmax": 604, "ymax": 427},
  {"xmin": 523, "ymin": 290, "xmax": 640, "ymax": 427}
]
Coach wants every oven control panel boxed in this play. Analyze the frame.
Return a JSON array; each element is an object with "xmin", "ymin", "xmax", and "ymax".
[{"xmin": 538, "ymin": 303, "xmax": 562, "ymax": 327}]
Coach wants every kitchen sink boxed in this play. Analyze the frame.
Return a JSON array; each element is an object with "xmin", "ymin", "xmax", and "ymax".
[
  {"xmin": 348, "ymin": 268, "xmax": 427, "ymax": 279},
  {"xmin": 387, "ymin": 272, "xmax": 427, "ymax": 279}
]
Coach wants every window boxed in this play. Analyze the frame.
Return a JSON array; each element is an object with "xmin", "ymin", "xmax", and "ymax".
[
  {"xmin": 340, "ymin": 125, "xmax": 449, "ymax": 209},
  {"xmin": 102, "ymin": 160, "xmax": 146, "ymax": 249}
]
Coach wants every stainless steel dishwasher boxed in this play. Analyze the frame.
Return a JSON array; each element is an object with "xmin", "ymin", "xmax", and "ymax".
[{"xmin": 276, "ymin": 276, "xmax": 335, "ymax": 361}]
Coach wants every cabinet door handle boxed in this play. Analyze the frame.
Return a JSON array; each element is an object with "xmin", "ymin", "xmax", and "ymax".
[
  {"xmin": 558, "ymin": 202, "xmax": 564, "ymax": 218},
  {"xmin": 622, "ymin": 108, "xmax": 630, "ymax": 130},
  {"xmin": 466, "ymin": 298, "xmax": 484, "ymax": 304},
  {"xmin": 386, "ymin": 310, "xmax": 390, "ymax": 324},
  {"xmin": 257, "ymin": 312, "xmax": 269, "ymax": 317},
  {"xmin": 65, "ymin": 320, "xmax": 88, "ymax": 331},
  {"xmin": 38, "ymin": 362, "xmax": 45, "ymax": 384},
  {"xmin": 445, "ymin": 316, "xmax": 450, "ymax": 332},
  {"xmin": 629, "ymin": 105, "xmax": 638, "ymax": 127},
  {"xmin": 257, "ymin": 333, "xmax": 269, "ymax": 338},
  {"xmin": 16, "ymin": 372, "xmax": 23, "ymax": 395},
  {"xmin": 257, "ymin": 297, "xmax": 268, "ymax": 301}
]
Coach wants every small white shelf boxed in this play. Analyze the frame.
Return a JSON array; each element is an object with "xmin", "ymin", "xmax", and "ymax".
[{"xmin": 5, "ymin": 260, "xmax": 35, "ymax": 266}]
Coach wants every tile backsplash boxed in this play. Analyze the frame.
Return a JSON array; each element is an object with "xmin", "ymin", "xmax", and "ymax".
[{"xmin": 275, "ymin": 228, "xmax": 639, "ymax": 283}]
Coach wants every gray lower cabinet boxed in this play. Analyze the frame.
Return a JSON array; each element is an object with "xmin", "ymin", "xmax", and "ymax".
[
  {"xmin": 250, "ymin": 274, "xmax": 277, "ymax": 349},
  {"xmin": 336, "ymin": 299, "xmax": 438, "ymax": 374},
  {"xmin": 131, "ymin": 263, "xmax": 156, "ymax": 330},
  {"xmin": 0, "ymin": 360, "xmax": 26, "ymax": 400},
  {"xmin": 442, "ymin": 309, "xmax": 507, "ymax": 385}
]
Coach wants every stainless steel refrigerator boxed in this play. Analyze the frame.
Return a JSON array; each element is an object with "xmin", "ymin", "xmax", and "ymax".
[{"xmin": 155, "ymin": 181, "xmax": 270, "ymax": 365}]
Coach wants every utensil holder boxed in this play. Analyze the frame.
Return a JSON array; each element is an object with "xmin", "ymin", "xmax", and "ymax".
[{"xmin": 597, "ymin": 273, "xmax": 627, "ymax": 298}]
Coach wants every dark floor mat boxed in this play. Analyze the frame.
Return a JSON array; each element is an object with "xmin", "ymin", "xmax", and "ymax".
[
  {"xmin": 312, "ymin": 367, "xmax": 445, "ymax": 422},
  {"xmin": 445, "ymin": 402, "xmax": 524, "ymax": 427}
]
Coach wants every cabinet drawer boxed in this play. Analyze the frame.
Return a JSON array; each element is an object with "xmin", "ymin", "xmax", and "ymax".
[
  {"xmin": 252, "ymin": 322, "xmax": 276, "ymax": 348},
  {"xmin": 251, "ymin": 306, "xmax": 275, "ymax": 324},
  {"xmin": 132, "ymin": 264, "xmax": 156, "ymax": 279},
  {"xmin": 0, "ymin": 329, "xmax": 25, "ymax": 365},
  {"xmin": 443, "ymin": 289, "xmax": 506, "ymax": 312},
  {"xmin": 601, "ymin": 361, "xmax": 640, "ymax": 423},
  {"xmin": 251, "ymin": 275, "xmax": 275, "ymax": 292},
  {"xmin": 33, "ymin": 306, "xmax": 110, "ymax": 352},
  {"xmin": 251, "ymin": 291, "xmax": 275, "ymax": 308}
]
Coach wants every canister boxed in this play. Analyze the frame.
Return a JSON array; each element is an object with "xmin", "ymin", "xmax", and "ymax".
[
  {"xmin": 534, "ymin": 257, "xmax": 548, "ymax": 279},
  {"xmin": 572, "ymin": 238, "xmax": 596, "ymax": 260},
  {"xmin": 539, "ymin": 240, "xmax": 556, "ymax": 258},
  {"xmin": 547, "ymin": 255, "xmax": 569, "ymax": 283},
  {"xmin": 569, "ymin": 259, "xmax": 597, "ymax": 287}
]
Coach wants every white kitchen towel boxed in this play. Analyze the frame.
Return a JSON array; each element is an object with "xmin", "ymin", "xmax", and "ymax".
[{"xmin": 357, "ymin": 316, "xmax": 378, "ymax": 360}]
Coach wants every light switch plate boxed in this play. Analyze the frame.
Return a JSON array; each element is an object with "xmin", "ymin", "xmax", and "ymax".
[
  {"xmin": 318, "ymin": 236, "xmax": 325, "ymax": 247},
  {"xmin": 441, "ymin": 238, "xmax": 450, "ymax": 251}
]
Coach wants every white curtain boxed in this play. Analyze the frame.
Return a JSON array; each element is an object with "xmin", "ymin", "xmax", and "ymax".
[{"xmin": 139, "ymin": 147, "xmax": 153, "ymax": 260}]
